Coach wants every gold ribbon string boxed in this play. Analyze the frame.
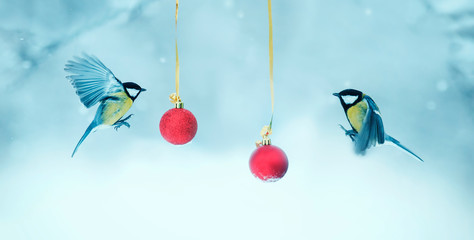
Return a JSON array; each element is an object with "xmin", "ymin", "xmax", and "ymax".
[
  {"xmin": 268, "ymin": 0, "xmax": 274, "ymax": 116},
  {"xmin": 256, "ymin": 0, "xmax": 274, "ymax": 147},
  {"xmin": 170, "ymin": 0, "xmax": 181, "ymax": 104}
]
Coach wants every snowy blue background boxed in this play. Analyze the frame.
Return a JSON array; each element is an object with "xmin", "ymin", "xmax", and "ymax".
[{"xmin": 0, "ymin": 0, "xmax": 473, "ymax": 239}]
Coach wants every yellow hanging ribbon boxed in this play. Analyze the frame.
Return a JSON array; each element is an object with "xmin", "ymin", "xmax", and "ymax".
[
  {"xmin": 268, "ymin": 0, "xmax": 274, "ymax": 116},
  {"xmin": 171, "ymin": 0, "xmax": 181, "ymax": 104},
  {"xmin": 256, "ymin": 0, "xmax": 274, "ymax": 147}
]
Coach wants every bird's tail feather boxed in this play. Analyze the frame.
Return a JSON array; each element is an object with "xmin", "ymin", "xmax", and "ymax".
[
  {"xmin": 72, "ymin": 123, "xmax": 96, "ymax": 158},
  {"xmin": 385, "ymin": 134, "xmax": 424, "ymax": 162}
]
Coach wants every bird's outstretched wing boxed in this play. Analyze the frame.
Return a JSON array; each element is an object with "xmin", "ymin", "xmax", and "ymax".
[
  {"xmin": 355, "ymin": 96, "xmax": 385, "ymax": 154},
  {"xmin": 65, "ymin": 54, "xmax": 124, "ymax": 108}
]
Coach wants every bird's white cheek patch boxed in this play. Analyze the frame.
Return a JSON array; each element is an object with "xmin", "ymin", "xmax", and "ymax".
[
  {"xmin": 127, "ymin": 88, "xmax": 139, "ymax": 98},
  {"xmin": 342, "ymin": 95, "xmax": 358, "ymax": 105}
]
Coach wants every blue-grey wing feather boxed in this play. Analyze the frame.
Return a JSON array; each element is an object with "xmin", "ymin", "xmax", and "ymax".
[
  {"xmin": 65, "ymin": 54, "xmax": 124, "ymax": 108},
  {"xmin": 385, "ymin": 135, "xmax": 424, "ymax": 162},
  {"xmin": 355, "ymin": 96, "xmax": 385, "ymax": 154}
]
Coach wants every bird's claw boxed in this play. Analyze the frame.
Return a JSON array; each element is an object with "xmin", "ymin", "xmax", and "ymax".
[
  {"xmin": 114, "ymin": 121, "xmax": 130, "ymax": 131},
  {"xmin": 114, "ymin": 114, "xmax": 133, "ymax": 131},
  {"xmin": 339, "ymin": 124, "xmax": 357, "ymax": 141},
  {"xmin": 121, "ymin": 114, "xmax": 134, "ymax": 121}
]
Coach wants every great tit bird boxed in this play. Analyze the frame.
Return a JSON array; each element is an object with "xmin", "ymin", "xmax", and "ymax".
[
  {"xmin": 333, "ymin": 89, "xmax": 423, "ymax": 162},
  {"xmin": 65, "ymin": 54, "xmax": 146, "ymax": 157}
]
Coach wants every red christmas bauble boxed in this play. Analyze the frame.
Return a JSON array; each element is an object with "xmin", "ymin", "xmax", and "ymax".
[
  {"xmin": 159, "ymin": 108, "xmax": 198, "ymax": 145},
  {"xmin": 249, "ymin": 145, "xmax": 288, "ymax": 182}
]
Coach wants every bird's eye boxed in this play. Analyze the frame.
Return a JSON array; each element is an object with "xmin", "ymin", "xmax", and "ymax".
[
  {"xmin": 127, "ymin": 88, "xmax": 140, "ymax": 98},
  {"xmin": 341, "ymin": 95, "xmax": 358, "ymax": 105}
]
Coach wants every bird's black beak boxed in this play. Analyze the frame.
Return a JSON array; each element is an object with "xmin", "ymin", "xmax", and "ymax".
[
  {"xmin": 332, "ymin": 93, "xmax": 339, "ymax": 97},
  {"xmin": 141, "ymin": 88, "xmax": 147, "ymax": 92}
]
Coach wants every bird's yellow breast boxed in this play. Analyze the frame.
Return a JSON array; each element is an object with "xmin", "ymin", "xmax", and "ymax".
[
  {"xmin": 346, "ymin": 100, "xmax": 367, "ymax": 132},
  {"xmin": 100, "ymin": 91, "xmax": 133, "ymax": 126}
]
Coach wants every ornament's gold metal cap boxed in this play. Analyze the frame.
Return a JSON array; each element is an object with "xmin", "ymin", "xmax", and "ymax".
[
  {"xmin": 175, "ymin": 101, "xmax": 184, "ymax": 109},
  {"xmin": 262, "ymin": 138, "xmax": 271, "ymax": 145}
]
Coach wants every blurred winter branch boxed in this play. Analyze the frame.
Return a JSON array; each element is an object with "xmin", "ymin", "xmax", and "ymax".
[
  {"xmin": 424, "ymin": 0, "xmax": 474, "ymax": 113},
  {"xmin": 0, "ymin": 0, "xmax": 158, "ymax": 89},
  {"xmin": 0, "ymin": 0, "xmax": 473, "ymax": 113}
]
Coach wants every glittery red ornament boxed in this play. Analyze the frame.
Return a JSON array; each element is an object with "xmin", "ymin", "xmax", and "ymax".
[
  {"xmin": 159, "ymin": 108, "xmax": 197, "ymax": 145},
  {"xmin": 249, "ymin": 145, "xmax": 288, "ymax": 182}
]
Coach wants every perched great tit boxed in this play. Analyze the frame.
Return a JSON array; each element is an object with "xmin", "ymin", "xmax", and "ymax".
[
  {"xmin": 65, "ymin": 54, "xmax": 146, "ymax": 157},
  {"xmin": 333, "ymin": 89, "xmax": 423, "ymax": 162}
]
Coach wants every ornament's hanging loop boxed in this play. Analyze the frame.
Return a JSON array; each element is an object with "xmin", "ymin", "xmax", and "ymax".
[
  {"xmin": 256, "ymin": 0, "xmax": 274, "ymax": 147},
  {"xmin": 169, "ymin": 93, "xmax": 181, "ymax": 104},
  {"xmin": 256, "ymin": 125, "xmax": 272, "ymax": 147}
]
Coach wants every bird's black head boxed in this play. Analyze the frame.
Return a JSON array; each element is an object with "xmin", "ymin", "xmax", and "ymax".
[
  {"xmin": 123, "ymin": 82, "xmax": 146, "ymax": 101},
  {"xmin": 333, "ymin": 89, "xmax": 364, "ymax": 111}
]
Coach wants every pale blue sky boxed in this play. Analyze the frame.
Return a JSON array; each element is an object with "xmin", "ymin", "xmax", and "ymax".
[{"xmin": 0, "ymin": 0, "xmax": 473, "ymax": 239}]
